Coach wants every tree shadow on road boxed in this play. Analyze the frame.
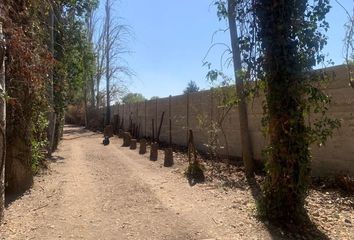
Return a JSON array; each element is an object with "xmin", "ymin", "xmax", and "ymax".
[
  {"xmin": 5, "ymin": 190, "xmax": 27, "ymax": 208},
  {"xmin": 48, "ymin": 155, "xmax": 65, "ymax": 163},
  {"xmin": 63, "ymin": 126, "xmax": 87, "ymax": 136},
  {"xmin": 246, "ymin": 177, "xmax": 330, "ymax": 240},
  {"xmin": 5, "ymin": 157, "xmax": 64, "ymax": 208}
]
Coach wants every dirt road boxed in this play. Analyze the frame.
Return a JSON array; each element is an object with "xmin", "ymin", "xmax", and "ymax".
[{"xmin": 0, "ymin": 126, "xmax": 279, "ymax": 240}]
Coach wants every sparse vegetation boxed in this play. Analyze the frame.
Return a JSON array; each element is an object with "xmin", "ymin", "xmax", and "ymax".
[
  {"xmin": 122, "ymin": 93, "xmax": 146, "ymax": 104},
  {"xmin": 185, "ymin": 130, "xmax": 205, "ymax": 185},
  {"xmin": 183, "ymin": 80, "xmax": 200, "ymax": 94},
  {"xmin": 0, "ymin": 1, "xmax": 353, "ymax": 239}
]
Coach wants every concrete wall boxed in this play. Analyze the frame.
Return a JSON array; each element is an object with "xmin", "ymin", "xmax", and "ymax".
[{"xmin": 110, "ymin": 65, "xmax": 354, "ymax": 176}]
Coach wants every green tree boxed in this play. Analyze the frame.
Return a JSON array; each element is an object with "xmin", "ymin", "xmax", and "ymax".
[
  {"xmin": 255, "ymin": 0, "xmax": 339, "ymax": 221},
  {"xmin": 3, "ymin": 0, "xmax": 53, "ymax": 197},
  {"xmin": 183, "ymin": 80, "xmax": 200, "ymax": 94},
  {"xmin": 122, "ymin": 93, "xmax": 146, "ymax": 104},
  {"xmin": 52, "ymin": 0, "xmax": 98, "ymax": 149},
  {"xmin": 0, "ymin": 0, "xmax": 99, "ymax": 222},
  {"xmin": 213, "ymin": 0, "xmax": 340, "ymax": 223}
]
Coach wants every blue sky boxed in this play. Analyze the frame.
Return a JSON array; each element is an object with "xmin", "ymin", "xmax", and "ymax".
[{"xmin": 97, "ymin": 0, "xmax": 353, "ymax": 99}]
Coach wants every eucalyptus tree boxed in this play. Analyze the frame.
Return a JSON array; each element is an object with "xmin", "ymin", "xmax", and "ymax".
[
  {"xmin": 211, "ymin": 0, "xmax": 255, "ymax": 177},
  {"xmin": 45, "ymin": 0, "xmax": 98, "ymax": 149},
  {"xmin": 226, "ymin": 0, "xmax": 254, "ymax": 177},
  {"xmin": 85, "ymin": 4, "xmax": 97, "ymax": 109}
]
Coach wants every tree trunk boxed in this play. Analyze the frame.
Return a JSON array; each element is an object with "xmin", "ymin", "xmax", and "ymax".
[
  {"xmin": 86, "ymin": 9, "xmax": 95, "ymax": 109},
  {"xmin": 256, "ymin": 0, "xmax": 310, "ymax": 221},
  {"xmin": 104, "ymin": 0, "xmax": 111, "ymax": 126},
  {"xmin": 90, "ymin": 73, "xmax": 95, "ymax": 108},
  {"xmin": 96, "ymin": 74, "xmax": 100, "ymax": 108},
  {"xmin": 227, "ymin": 0, "xmax": 254, "ymax": 177},
  {"xmin": 84, "ymin": 82, "xmax": 88, "ymax": 128},
  {"xmin": 47, "ymin": 2, "xmax": 56, "ymax": 155},
  {"xmin": 0, "ymin": 21, "xmax": 6, "ymax": 222}
]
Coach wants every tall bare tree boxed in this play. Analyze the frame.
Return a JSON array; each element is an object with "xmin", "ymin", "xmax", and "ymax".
[
  {"xmin": 86, "ymin": 8, "xmax": 96, "ymax": 109},
  {"xmin": 83, "ymin": 4, "xmax": 97, "ymax": 127},
  {"xmin": 95, "ymin": 0, "xmax": 132, "ymax": 123},
  {"xmin": 94, "ymin": 22, "xmax": 105, "ymax": 108},
  {"xmin": 104, "ymin": 0, "xmax": 111, "ymax": 125}
]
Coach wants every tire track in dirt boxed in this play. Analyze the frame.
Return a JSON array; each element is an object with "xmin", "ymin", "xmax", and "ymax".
[{"xmin": 0, "ymin": 127, "xmax": 213, "ymax": 240}]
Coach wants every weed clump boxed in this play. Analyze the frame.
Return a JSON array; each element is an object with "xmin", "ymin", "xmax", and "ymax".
[
  {"xmin": 185, "ymin": 130, "xmax": 205, "ymax": 185},
  {"xmin": 185, "ymin": 161, "xmax": 205, "ymax": 186}
]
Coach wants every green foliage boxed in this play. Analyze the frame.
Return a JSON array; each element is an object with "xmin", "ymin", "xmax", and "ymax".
[
  {"xmin": 51, "ymin": 0, "xmax": 98, "ymax": 149},
  {"xmin": 183, "ymin": 80, "xmax": 200, "ymax": 94},
  {"xmin": 54, "ymin": 0, "xmax": 97, "ymax": 107},
  {"xmin": 31, "ymin": 108, "xmax": 49, "ymax": 174},
  {"xmin": 214, "ymin": 0, "xmax": 227, "ymax": 20},
  {"xmin": 3, "ymin": 0, "xmax": 54, "ymax": 192},
  {"xmin": 211, "ymin": 0, "xmax": 341, "ymax": 222},
  {"xmin": 30, "ymin": 137, "xmax": 47, "ymax": 173},
  {"xmin": 57, "ymin": 0, "xmax": 98, "ymax": 19},
  {"xmin": 254, "ymin": 0, "xmax": 340, "ymax": 222},
  {"xmin": 122, "ymin": 93, "xmax": 146, "ymax": 104},
  {"xmin": 3, "ymin": 0, "xmax": 98, "ymax": 184}
]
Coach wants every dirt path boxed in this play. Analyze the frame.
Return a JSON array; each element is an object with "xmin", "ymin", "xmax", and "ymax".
[{"xmin": 0, "ymin": 126, "xmax": 285, "ymax": 239}]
